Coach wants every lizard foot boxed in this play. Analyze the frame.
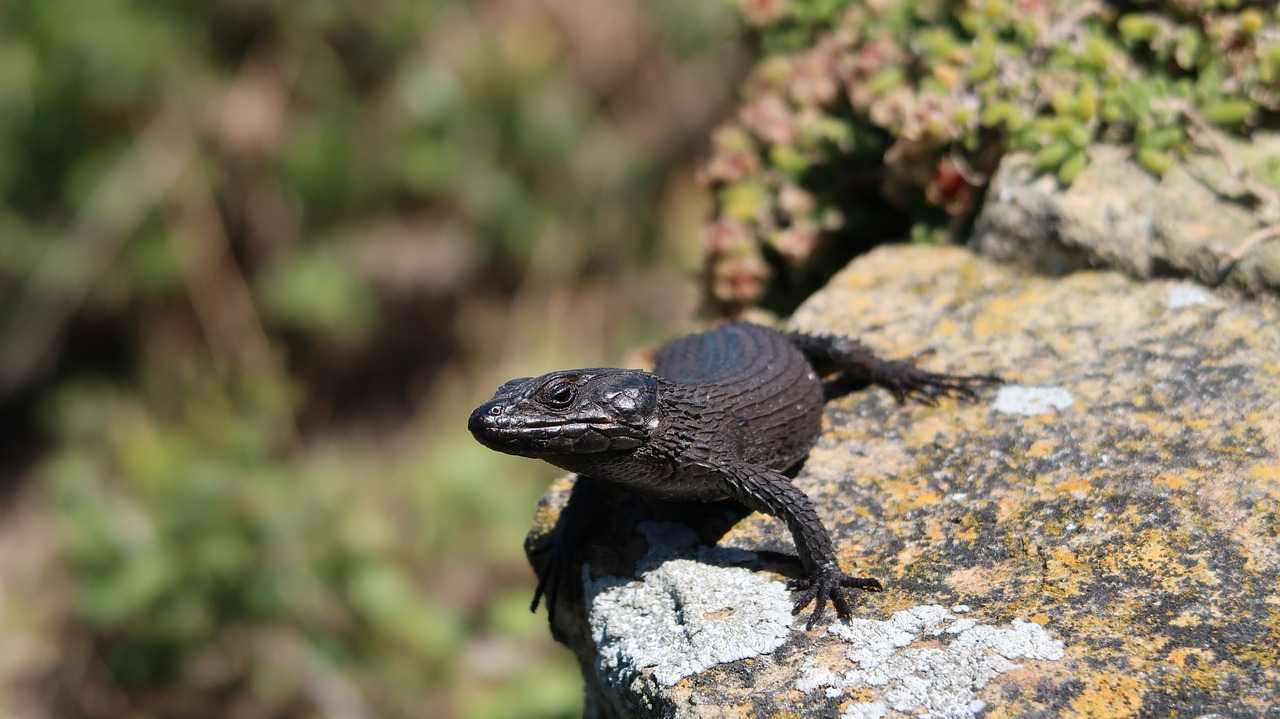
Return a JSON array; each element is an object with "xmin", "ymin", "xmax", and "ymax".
[
  {"xmin": 530, "ymin": 553, "xmax": 561, "ymax": 616},
  {"xmin": 875, "ymin": 357, "xmax": 1001, "ymax": 405},
  {"xmin": 530, "ymin": 536, "xmax": 579, "ymax": 625},
  {"xmin": 788, "ymin": 563, "xmax": 882, "ymax": 630},
  {"xmin": 528, "ymin": 477, "xmax": 597, "ymax": 624}
]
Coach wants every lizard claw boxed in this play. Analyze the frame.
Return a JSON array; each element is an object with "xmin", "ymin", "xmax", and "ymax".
[
  {"xmin": 789, "ymin": 563, "xmax": 882, "ymax": 630},
  {"xmin": 877, "ymin": 362, "xmax": 1002, "ymax": 405},
  {"xmin": 903, "ymin": 347, "xmax": 938, "ymax": 364},
  {"xmin": 530, "ymin": 532, "xmax": 574, "ymax": 623}
]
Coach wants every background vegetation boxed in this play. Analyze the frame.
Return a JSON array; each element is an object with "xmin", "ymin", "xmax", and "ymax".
[
  {"xmin": 6, "ymin": 1, "xmax": 1277, "ymax": 717},
  {"xmin": 0, "ymin": 1, "xmax": 744, "ymax": 717},
  {"xmin": 700, "ymin": 0, "xmax": 1280, "ymax": 313}
]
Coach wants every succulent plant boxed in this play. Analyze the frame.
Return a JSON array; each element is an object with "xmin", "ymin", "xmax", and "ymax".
[{"xmin": 702, "ymin": 0, "xmax": 1280, "ymax": 311}]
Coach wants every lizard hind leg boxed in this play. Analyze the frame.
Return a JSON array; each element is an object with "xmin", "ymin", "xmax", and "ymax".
[{"xmin": 787, "ymin": 331, "xmax": 1000, "ymax": 404}]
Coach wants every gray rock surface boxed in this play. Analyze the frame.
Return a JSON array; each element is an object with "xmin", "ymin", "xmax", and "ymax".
[
  {"xmin": 973, "ymin": 139, "xmax": 1280, "ymax": 294},
  {"xmin": 527, "ymin": 246, "xmax": 1280, "ymax": 718}
]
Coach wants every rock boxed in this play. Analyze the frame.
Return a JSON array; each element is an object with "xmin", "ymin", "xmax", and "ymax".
[
  {"xmin": 526, "ymin": 245, "xmax": 1280, "ymax": 717},
  {"xmin": 972, "ymin": 138, "xmax": 1280, "ymax": 295}
]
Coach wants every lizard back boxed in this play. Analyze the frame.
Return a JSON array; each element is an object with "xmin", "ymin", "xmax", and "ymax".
[{"xmin": 654, "ymin": 323, "xmax": 824, "ymax": 472}]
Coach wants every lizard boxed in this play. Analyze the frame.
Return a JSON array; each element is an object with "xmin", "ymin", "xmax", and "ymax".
[{"xmin": 468, "ymin": 322, "xmax": 998, "ymax": 629}]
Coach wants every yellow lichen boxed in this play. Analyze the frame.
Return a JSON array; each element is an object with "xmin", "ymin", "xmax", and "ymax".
[
  {"xmin": 1153, "ymin": 473, "xmax": 1190, "ymax": 491},
  {"xmin": 1250, "ymin": 464, "xmax": 1280, "ymax": 483},
  {"xmin": 1068, "ymin": 674, "xmax": 1145, "ymax": 718},
  {"xmin": 1028, "ymin": 439, "xmax": 1059, "ymax": 458},
  {"xmin": 1054, "ymin": 477, "xmax": 1092, "ymax": 495}
]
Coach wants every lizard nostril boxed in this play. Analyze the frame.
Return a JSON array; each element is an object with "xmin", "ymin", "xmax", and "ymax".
[{"xmin": 489, "ymin": 405, "xmax": 503, "ymax": 415}]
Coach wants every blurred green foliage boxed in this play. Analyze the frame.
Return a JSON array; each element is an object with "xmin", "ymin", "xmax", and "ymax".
[
  {"xmin": 42, "ymin": 368, "xmax": 576, "ymax": 717},
  {"xmin": 0, "ymin": 0, "xmax": 741, "ymax": 717},
  {"xmin": 702, "ymin": 0, "xmax": 1280, "ymax": 312}
]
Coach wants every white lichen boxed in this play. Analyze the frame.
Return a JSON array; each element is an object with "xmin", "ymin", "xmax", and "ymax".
[
  {"xmin": 581, "ymin": 527, "xmax": 1067, "ymax": 717},
  {"xmin": 586, "ymin": 522, "xmax": 794, "ymax": 688},
  {"xmin": 1166, "ymin": 283, "xmax": 1212, "ymax": 310},
  {"xmin": 812, "ymin": 605, "xmax": 1066, "ymax": 719},
  {"xmin": 842, "ymin": 700, "xmax": 890, "ymax": 719},
  {"xmin": 993, "ymin": 385, "xmax": 1075, "ymax": 416}
]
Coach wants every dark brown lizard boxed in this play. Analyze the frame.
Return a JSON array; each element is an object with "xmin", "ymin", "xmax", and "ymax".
[{"xmin": 468, "ymin": 322, "xmax": 997, "ymax": 629}]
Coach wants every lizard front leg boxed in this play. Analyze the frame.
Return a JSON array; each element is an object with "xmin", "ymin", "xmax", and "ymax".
[
  {"xmin": 528, "ymin": 475, "xmax": 602, "ymax": 624},
  {"xmin": 719, "ymin": 462, "xmax": 881, "ymax": 629}
]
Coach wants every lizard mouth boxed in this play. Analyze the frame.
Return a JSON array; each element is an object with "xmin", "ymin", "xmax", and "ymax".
[
  {"xmin": 468, "ymin": 404, "xmax": 644, "ymax": 454},
  {"xmin": 467, "ymin": 403, "xmax": 570, "ymax": 436}
]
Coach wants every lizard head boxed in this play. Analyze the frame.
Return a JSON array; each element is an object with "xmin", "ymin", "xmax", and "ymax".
[{"xmin": 468, "ymin": 369, "xmax": 661, "ymax": 456}]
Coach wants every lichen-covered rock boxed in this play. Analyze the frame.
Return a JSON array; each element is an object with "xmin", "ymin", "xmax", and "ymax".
[
  {"xmin": 973, "ymin": 138, "xmax": 1280, "ymax": 296},
  {"xmin": 526, "ymin": 245, "xmax": 1280, "ymax": 718}
]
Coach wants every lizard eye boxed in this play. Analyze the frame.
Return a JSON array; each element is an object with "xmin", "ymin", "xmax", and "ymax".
[{"xmin": 538, "ymin": 380, "xmax": 575, "ymax": 409}]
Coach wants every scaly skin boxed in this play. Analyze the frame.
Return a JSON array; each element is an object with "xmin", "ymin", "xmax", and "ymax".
[{"xmin": 468, "ymin": 322, "xmax": 998, "ymax": 629}]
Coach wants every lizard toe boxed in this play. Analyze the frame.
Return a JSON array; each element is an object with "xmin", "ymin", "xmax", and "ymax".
[{"xmin": 793, "ymin": 565, "xmax": 882, "ymax": 630}]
